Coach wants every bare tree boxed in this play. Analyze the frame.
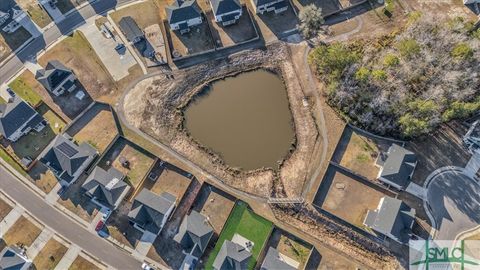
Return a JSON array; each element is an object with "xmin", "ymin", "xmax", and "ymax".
[{"xmin": 298, "ymin": 4, "xmax": 325, "ymax": 40}]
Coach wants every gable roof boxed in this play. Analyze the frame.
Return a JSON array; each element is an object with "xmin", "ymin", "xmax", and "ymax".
[
  {"xmin": 82, "ymin": 166, "xmax": 129, "ymax": 209},
  {"xmin": 210, "ymin": 0, "xmax": 241, "ymax": 16},
  {"xmin": 35, "ymin": 60, "xmax": 73, "ymax": 92},
  {"xmin": 379, "ymin": 144, "xmax": 417, "ymax": 188},
  {"xmin": 0, "ymin": 95, "xmax": 42, "ymax": 139},
  {"xmin": 118, "ymin": 16, "xmax": 143, "ymax": 42},
  {"xmin": 261, "ymin": 247, "xmax": 297, "ymax": 270},
  {"xmin": 364, "ymin": 196, "xmax": 415, "ymax": 243},
  {"xmin": 128, "ymin": 189, "xmax": 176, "ymax": 234},
  {"xmin": 39, "ymin": 134, "xmax": 97, "ymax": 183},
  {"xmin": 213, "ymin": 240, "xmax": 251, "ymax": 270},
  {"xmin": 166, "ymin": 0, "xmax": 201, "ymax": 24},
  {"xmin": 0, "ymin": 246, "xmax": 30, "ymax": 270},
  {"xmin": 173, "ymin": 210, "xmax": 214, "ymax": 257}
]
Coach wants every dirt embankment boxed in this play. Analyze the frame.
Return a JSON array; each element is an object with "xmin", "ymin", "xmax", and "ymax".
[{"xmin": 123, "ymin": 42, "xmax": 318, "ymax": 198}]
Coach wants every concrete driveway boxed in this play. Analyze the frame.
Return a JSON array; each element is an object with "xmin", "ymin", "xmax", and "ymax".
[
  {"xmin": 426, "ymin": 169, "xmax": 480, "ymax": 240},
  {"xmin": 79, "ymin": 21, "xmax": 136, "ymax": 81}
]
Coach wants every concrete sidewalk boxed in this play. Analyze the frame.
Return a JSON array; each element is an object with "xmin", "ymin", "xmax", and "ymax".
[
  {"xmin": 135, "ymin": 231, "xmax": 156, "ymax": 256},
  {"xmin": 0, "ymin": 205, "xmax": 24, "ymax": 237},
  {"xmin": 54, "ymin": 244, "xmax": 80, "ymax": 270},
  {"xmin": 27, "ymin": 228, "xmax": 54, "ymax": 258}
]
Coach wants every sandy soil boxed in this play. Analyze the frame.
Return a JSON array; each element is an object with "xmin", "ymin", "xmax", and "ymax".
[{"xmin": 123, "ymin": 42, "xmax": 319, "ymax": 198}]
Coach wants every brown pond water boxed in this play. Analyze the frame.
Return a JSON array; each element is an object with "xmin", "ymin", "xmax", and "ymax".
[{"xmin": 184, "ymin": 69, "xmax": 295, "ymax": 170}]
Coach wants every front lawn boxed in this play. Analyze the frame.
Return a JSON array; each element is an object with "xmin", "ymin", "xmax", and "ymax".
[
  {"xmin": 205, "ymin": 202, "xmax": 273, "ymax": 270},
  {"xmin": 33, "ymin": 239, "xmax": 68, "ymax": 270},
  {"xmin": 8, "ymin": 75, "xmax": 43, "ymax": 107},
  {"xmin": 3, "ymin": 216, "xmax": 42, "ymax": 247}
]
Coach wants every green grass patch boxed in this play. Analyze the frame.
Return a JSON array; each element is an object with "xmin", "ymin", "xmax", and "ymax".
[
  {"xmin": 205, "ymin": 202, "xmax": 273, "ymax": 270},
  {"xmin": 0, "ymin": 148, "xmax": 27, "ymax": 177},
  {"xmin": 8, "ymin": 77, "xmax": 43, "ymax": 107}
]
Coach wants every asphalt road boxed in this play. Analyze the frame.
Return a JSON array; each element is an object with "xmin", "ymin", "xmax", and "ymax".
[
  {"xmin": 0, "ymin": 166, "xmax": 141, "ymax": 269},
  {"xmin": 0, "ymin": 0, "xmax": 134, "ymax": 84},
  {"xmin": 426, "ymin": 169, "xmax": 480, "ymax": 240}
]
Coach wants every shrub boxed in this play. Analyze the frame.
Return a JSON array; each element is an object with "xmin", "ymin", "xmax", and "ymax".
[
  {"xmin": 309, "ymin": 43, "xmax": 361, "ymax": 81},
  {"xmin": 407, "ymin": 11, "xmax": 422, "ymax": 25},
  {"xmin": 396, "ymin": 39, "xmax": 420, "ymax": 58},
  {"xmin": 355, "ymin": 67, "xmax": 370, "ymax": 82},
  {"xmin": 383, "ymin": 54, "xmax": 400, "ymax": 67},
  {"xmin": 407, "ymin": 100, "xmax": 439, "ymax": 118},
  {"xmin": 451, "ymin": 43, "xmax": 474, "ymax": 60},
  {"xmin": 298, "ymin": 4, "xmax": 325, "ymax": 39},
  {"xmin": 442, "ymin": 101, "xmax": 480, "ymax": 121},
  {"xmin": 372, "ymin": 69, "xmax": 387, "ymax": 81},
  {"xmin": 399, "ymin": 114, "xmax": 430, "ymax": 137}
]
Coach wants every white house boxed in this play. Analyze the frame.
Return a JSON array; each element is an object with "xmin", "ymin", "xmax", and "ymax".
[
  {"xmin": 251, "ymin": 0, "xmax": 288, "ymax": 14},
  {"xmin": 166, "ymin": 0, "xmax": 203, "ymax": 34},
  {"xmin": 210, "ymin": 0, "xmax": 242, "ymax": 26}
]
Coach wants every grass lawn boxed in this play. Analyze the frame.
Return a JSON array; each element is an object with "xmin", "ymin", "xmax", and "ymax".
[
  {"xmin": 38, "ymin": 104, "xmax": 67, "ymax": 134},
  {"xmin": 16, "ymin": 0, "xmax": 52, "ymax": 28},
  {"xmin": 69, "ymin": 255, "xmax": 101, "ymax": 270},
  {"xmin": 33, "ymin": 239, "xmax": 68, "ymax": 270},
  {"xmin": 3, "ymin": 216, "xmax": 42, "ymax": 247},
  {"xmin": 74, "ymin": 110, "xmax": 118, "ymax": 153},
  {"xmin": 0, "ymin": 198, "xmax": 13, "ymax": 221},
  {"xmin": 339, "ymin": 132, "xmax": 379, "ymax": 180},
  {"xmin": 0, "ymin": 148, "xmax": 28, "ymax": 177},
  {"xmin": 28, "ymin": 163, "xmax": 58, "ymax": 193},
  {"xmin": 8, "ymin": 75, "xmax": 43, "ymax": 106},
  {"xmin": 110, "ymin": 0, "xmax": 162, "ymax": 29},
  {"xmin": 205, "ymin": 202, "xmax": 273, "ymax": 270}
]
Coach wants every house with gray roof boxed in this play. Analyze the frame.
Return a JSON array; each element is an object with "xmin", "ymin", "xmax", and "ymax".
[
  {"xmin": 128, "ymin": 189, "xmax": 176, "ymax": 235},
  {"xmin": 261, "ymin": 247, "xmax": 298, "ymax": 270},
  {"xmin": 376, "ymin": 144, "xmax": 417, "ymax": 190},
  {"xmin": 82, "ymin": 166, "xmax": 130, "ymax": 210},
  {"xmin": 173, "ymin": 210, "xmax": 214, "ymax": 258},
  {"xmin": 213, "ymin": 240, "xmax": 251, "ymax": 270},
  {"xmin": 39, "ymin": 134, "xmax": 97, "ymax": 187},
  {"xmin": 363, "ymin": 196, "xmax": 415, "ymax": 243},
  {"xmin": 0, "ymin": 94, "xmax": 46, "ymax": 142},
  {"xmin": 0, "ymin": 10, "xmax": 10, "ymax": 25},
  {"xmin": 166, "ymin": 0, "xmax": 202, "ymax": 34},
  {"xmin": 250, "ymin": 0, "xmax": 288, "ymax": 14},
  {"xmin": 118, "ymin": 16, "xmax": 144, "ymax": 44},
  {"xmin": 0, "ymin": 246, "xmax": 31, "ymax": 270},
  {"xmin": 35, "ymin": 60, "xmax": 76, "ymax": 97},
  {"xmin": 464, "ymin": 120, "xmax": 480, "ymax": 154},
  {"xmin": 210, "ymin": 0, "xmax": 242, "ymax": 26}
]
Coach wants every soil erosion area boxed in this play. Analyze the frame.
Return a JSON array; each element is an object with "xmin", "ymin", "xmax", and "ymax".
[{"xmin": 123, "ymin": 42, "xmax": 319, "ymax": 198}]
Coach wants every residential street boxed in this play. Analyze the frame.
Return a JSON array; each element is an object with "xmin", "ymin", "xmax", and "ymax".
[
  {"xmin": 0, "ymin": 166, "xmax": 141, "ymax": 269},
  {"xmin": 0, "ymin": 0, "xmax": 136, "ymax": 84}
]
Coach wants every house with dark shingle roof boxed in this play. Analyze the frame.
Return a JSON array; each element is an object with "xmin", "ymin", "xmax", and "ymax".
[
  {"xmin": 82, "ymin": 166, "xmax": 130, "ymax": 210},
  {"xmin": 0, "ymin": 246, "xmax": 31, "ymax": 270},
  {"xmin": 363, "ymin": 196, "xmax": 415, "ymax": 243},
  {"xmin": 210, "ymin": 0, "xmax": 242, "ymax": 26},
  {"xmin": 376, "ymin": 144, "xmax": 417, "ymax": 190},
  {"xmin": 35, "ymin": 60, "xmax": 76, "ymax": 97},
  {"xmin": 0, "ymin": 94, "xmax": 46, "ymax": 142},
  {"xmin": 173, "ymin": 210, "xmax": 214, "ymax": 258},
  {"xmin": 39, "ymin": 134, "xmax": 97, "ymax": 187},
  {"xmin": 118, "ymin": 16, "xmax": 144, "ymax": 44},
  {"xmin": 166, "ymin": 0, "xmax": 202, "ymax": 34},
  {"xmin": 260, "ymin": 247, "xmax": 298, "ymax": 270},
  {"xmin": 213, "ymin": 240, "xmax": 252, "ymax": 270},
  {"xmin": 128, "ymin": 189, "xmax": 176, "ymax": 235},
  {"xmin": 250, "ymin": 0, "xmax": 288, "ymax": 14}
]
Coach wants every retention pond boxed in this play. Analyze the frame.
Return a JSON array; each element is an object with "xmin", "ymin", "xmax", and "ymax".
[{"xmin": 184, "ymin": 69, "xmax": 295, "ymax": 171}]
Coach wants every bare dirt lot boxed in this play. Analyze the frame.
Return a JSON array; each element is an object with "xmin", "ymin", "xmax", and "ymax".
[
  {"xmin": 191, "ymin": 184, "xmax": 236, "ymax": 234},
  {"xmin": 0, "ymin": 198, "xmax": 12, "ymax": 220},
  {"xmin": 147, "ymin": 166, "xmax": 191, "ymax": 200},
  {"xmin": 165, "ymin": 19, "xmax": 215, "ymax": 59},
  {"xmin": 123, "ymin": 42, "xmax": 318, "ymax": 198},
  {"xmin": 33, "ymin": 238, "xmax": 68, "ymax": 270},
  {"xmin": 3, "ymin": 216, "xmax": 43, "ymax": 247},
  {"xmin": 313, "ymin": 167, "xmax": 387, "ymax": 229},
  {"xmin": 69, "ymin": 254, "xmax": 102, "ymax": 270}
]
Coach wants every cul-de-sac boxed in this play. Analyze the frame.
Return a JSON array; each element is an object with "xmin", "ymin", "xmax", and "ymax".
[{"xmin": 0, "ymin": 0, "xmax": 479, "ymax": 269}]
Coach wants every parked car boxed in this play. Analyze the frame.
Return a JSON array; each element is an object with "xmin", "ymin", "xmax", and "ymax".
[
  {"xmin": 102, "ymin": 209, "xmax": 111, "ymax": 221},
  {"xmin": 142, "ymin": 262, "xmax": 153, "ymax": 270},
  {"xmin": 95, "ymin": 220, "xmax": 105, "ymax": 232}
]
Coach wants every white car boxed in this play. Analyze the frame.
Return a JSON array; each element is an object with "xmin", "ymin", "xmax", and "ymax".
[
  {"xmin": 142, "ymin": 263, "xmax": 153, "ymax": 270},
  {"xmin": 102, "ymin": 209, "xmax": 111, "ymax": 221}
]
